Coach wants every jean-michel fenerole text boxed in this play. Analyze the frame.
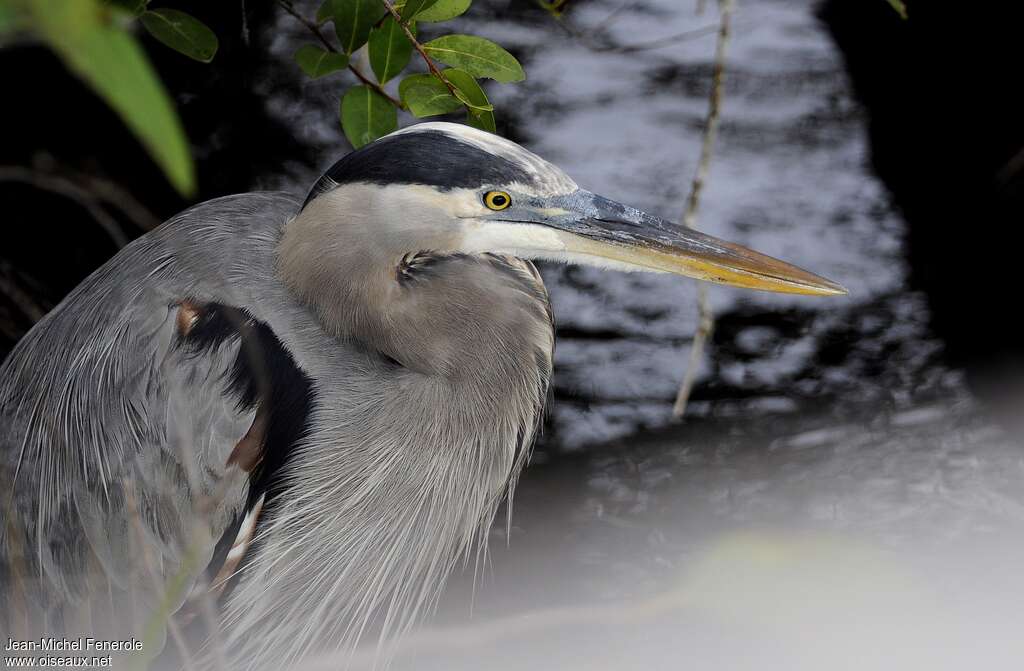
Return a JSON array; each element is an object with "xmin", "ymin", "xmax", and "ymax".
[{"xmin": 5, "ymin": 637, "xmax": 143, "ymax": 652}]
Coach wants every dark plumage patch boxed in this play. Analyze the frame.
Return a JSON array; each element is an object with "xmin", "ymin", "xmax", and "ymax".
[
  {"xmin": 175, "ymin": 302, "xmax": 315, "ymax": 596},
  {"xmin": 173, "ymin": 302, "xmax": 314, "ymax": 509},
  {"xmin": 230, "ymin": 320, "xmax": 314, "ymax": 509},
  {"xmin": 175, "ymin": 302, "xmax": 249, "ymax": 355},
  {"xmin": 302, "ymin": 131, "xmax": 535, "ymax": 208}
]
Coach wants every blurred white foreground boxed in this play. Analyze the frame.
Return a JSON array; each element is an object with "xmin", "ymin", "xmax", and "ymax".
[{"xmin": 327, "ymin": 396, "xmax": 1024, "ymax": 671}]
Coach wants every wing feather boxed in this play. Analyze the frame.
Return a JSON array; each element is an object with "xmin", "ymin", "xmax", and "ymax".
[{"xmin": 0, "ymin": 193, "xmax": 305, "ymax": 655}]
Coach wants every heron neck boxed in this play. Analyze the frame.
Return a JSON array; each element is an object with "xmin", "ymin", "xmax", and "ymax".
[
  {"xmin": 277, "ymin": 191, "xmax": 554, "ymax": 386},
  {"xmin": 234, "ymin": 203, "xmax": 556, "ymax": 665}
]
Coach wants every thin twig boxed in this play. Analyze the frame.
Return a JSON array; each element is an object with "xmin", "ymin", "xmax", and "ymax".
[
  {"xmin": 379, "ymin": 0, "xmax": 462, "ymax": 100},
  {"xmin": 611, "ymin": 24, "xmax": 720, "ymax": 53},
  {"xmin": 593, "ymin": 1, "xmax": 637, "ymax": 33},
  {"xmin": 13, "ymin": 153, "xmax": 162, "ymax": 231},
  {"xmin": 555, "ymin": 18, "xmax": 718, "ymax": 53},
  {"xmin": 671, "ymin": 285, "xmax": 713, "ymax": 418},
  {"xmin": 348, "ymin": 58, "xmax": 404, "ymax": 107},
  {"xmin": 277, "ymin": 0, "xmax": 334, "ymax": 51},
  {"xmin": 671, "ymin": 0, "xmax": 735, "ymax": 420},
  {"xmin": 67, "ymin": 171, "xmax": 162, "ymax": 231},
  {"xmin": 996, "ymin": 144, "xmax": 1024, "ymax": 187},
  {"xmin": 277, "ymin": 0, "xmax": 404, "ymax": 108},
  {"xmin": 0, "ymin": 165, "xmax": 129, "ymax": 248},
  {"xmin": 27, "ymin": 154, "xmax": 162, "ymax": 231},
  {"xmin": 539, "ymin": 0, "xmax": 717, "ymax": 54},
  {"xmin": 0, "ymin": 261, "xmax": 47, "ymax": 323}
]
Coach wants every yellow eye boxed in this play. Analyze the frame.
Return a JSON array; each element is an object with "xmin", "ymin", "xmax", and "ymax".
[{"xmin": 484, "ymin": 191, "xmax": 512, "ymax": 211}]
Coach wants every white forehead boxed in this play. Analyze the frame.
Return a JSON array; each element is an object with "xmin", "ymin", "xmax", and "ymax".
[{"xmin": 390, "ymin": 122, "xmax": 578, "ymax": 197}]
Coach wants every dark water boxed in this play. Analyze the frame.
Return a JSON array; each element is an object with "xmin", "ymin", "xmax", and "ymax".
[
  {"xmin": 263, "ymin": 0, "xmax": 942, "ymax": 449},
  {"xmin": 1, "ymin": 0, "xmax": 1013, "ymax": 447},
  {"xmin": 332, "ymin": 2, "xmax": 1020, "ymax": 667}
]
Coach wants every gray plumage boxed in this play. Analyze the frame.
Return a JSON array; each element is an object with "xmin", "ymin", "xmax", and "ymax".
[{"xmin": 0, "ymin": 122, "xmax": 843, "ymax": 668}]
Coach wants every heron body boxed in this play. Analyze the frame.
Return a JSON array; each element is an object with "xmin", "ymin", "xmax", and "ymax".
[{"xmin": 0, "ymin": 123, "xmax": 842, "ymax": 667}]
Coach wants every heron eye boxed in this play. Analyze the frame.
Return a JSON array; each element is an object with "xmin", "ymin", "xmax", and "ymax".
[{"xmin": 484, "ymin": 191, "xmax": 511, "ymax": 211}]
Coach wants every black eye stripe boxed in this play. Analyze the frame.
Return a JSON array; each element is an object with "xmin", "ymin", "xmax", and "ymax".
[{"xmin": 302, "ymin": 131, "xmax": 536, "ymax": 209}]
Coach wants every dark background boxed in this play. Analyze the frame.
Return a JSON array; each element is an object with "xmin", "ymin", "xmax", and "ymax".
[
  {"xmin": 5, "ymin": 3, "xmax": 1024, "ymax": 666},
  {"xmin": 2, "ymin": 0, "xmax": 1022, "ymax": 440}
]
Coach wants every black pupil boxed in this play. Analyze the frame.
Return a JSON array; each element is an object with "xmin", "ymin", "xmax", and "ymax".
[{"xmin": 492, "ymin": 194, "xmax": 507, "ymax": 206}]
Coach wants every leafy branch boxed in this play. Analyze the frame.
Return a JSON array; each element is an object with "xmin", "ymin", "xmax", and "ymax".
[
  {"xmin": 280, "ymin": 0, "xmax": 522, "ymax": 147},
  {"xmin": 1, "ymin": 0, "xmax": 525, "ymax": 200},
  {"xmin": 277, "ymin": 0, "xmax": 402, "ymax": 107},
  {"xmin": 380, "ymin": 0, "xmax": 459, "ymax": 100},
  {"xmin": 0, "ymin": 0, "xmax": 221, "ymax": 196}
]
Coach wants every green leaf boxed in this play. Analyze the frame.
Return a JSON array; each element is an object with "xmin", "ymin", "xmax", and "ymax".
[
  {"xmin": 465, "ymin": 107, "xmax": 496, "ymax": 133},
  {"xmin": 319, "ymin": 0, "xmax": 387, "ymax": 54},
  {"xmin": 444, "ymin": 69, "xmax": 495, "ymax": 131},
  {"xmin": 294, "ymin": 44, "xmax": 349, "ymax": 78},
  {"xmin": 444, "ymin": 68, "xmax": 493, "ymax": 112},
  {"xmin": 0, "ymin": 4, "xmax": 23, "ymax": 33},
  {"xmin": 399, "ymin": 74, "xmax": 461, "ymax": 118},
  {"xmin": 415, "ymin": 0, "xmax": 471, "ymax": 22},
  {"xmin": 341, "ymin": 85, "xmax": 397, "ymax": 148},
  {"xmin": 422, "ymin": 34, "xmax": 524, "ymax": 83},
  {"xmin": 315, "ymin": 0, "xmax": 335, "ymax": 24},
  {"xmin": 885, "ymin": 0, "xmax": 907, "ymax": 19},
  {"xmin": 400, "ymin": 0, "xmax": 440, "ymax": 20},
  {"xmin": 445, "ymin": 67, "xmax": 493, "ymax": 112},
  {"xmin": 368, "ymin": 17, "xmax": 415, "ymax": 85},
  {"xmin": 139, "ymin": 8, "xmax": 218, "ymax": 63},
  {"xmin": 108, "ymin": 0, "xmax": 149, "ymax": 16},
  {"xmin": 27, "ymin": 0, "xmax": 195, "ymax": 195}
]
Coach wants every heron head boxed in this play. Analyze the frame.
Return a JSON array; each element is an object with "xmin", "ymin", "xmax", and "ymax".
[{"xmin": 298, "ymin": 122, "xmax": 845, "ymax": 296}]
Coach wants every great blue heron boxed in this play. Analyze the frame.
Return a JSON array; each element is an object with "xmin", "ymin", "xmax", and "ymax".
[{"xmin": 0, "ymin": 123, "xmax": 843, "ymax": 667}]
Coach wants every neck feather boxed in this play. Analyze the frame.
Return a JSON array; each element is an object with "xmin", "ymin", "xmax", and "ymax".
[{"xmin": 237, "ymin": 185, "xmax": 555, "ymax": 666}]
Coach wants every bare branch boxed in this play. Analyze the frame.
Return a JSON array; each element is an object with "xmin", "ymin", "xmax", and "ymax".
[
  {"xmin": 0, "ymin": 165, "xmax": 129, "ymax": 248},
  {"xmin": 0, "ymin": 261, "xmax": 47, "ymax": 324},
  {"xmin": 613, "ymin": 24, "xmax": 719, "ymax": 53},
  {"xmin": 672, "ymin": 0, "xmax": 735, "ymax": 420},
  {"xmin": 540, "ymin": 0, "xmax": 718, "ymax": 54},
  {"xmin": 593, "ymin": 1, "xmax": 638, "ymax": 33},
  {"xmin": 30, "ymin": 155, "xmax": 163, "ymax": 231},
  {"xmin": 277, "ymin": 0, "xmax": 337, "ymax": 53},
  {"xmin": 671, "ymin": 284, "xmax": 713, "ymax": 418}
]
